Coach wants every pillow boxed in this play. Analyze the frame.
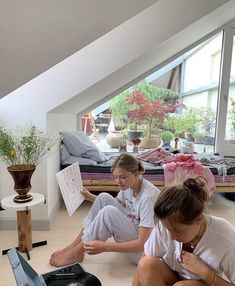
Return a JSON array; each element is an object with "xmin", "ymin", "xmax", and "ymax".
[
  {"xmin": 60, "ymin": 131, "xmax": 107, "ymax": 163},
  {"xmin": 62, "ymin": 156, "xmax": 98, "ymax": 166}
]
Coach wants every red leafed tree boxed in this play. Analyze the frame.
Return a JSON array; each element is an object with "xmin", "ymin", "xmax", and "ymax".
[{"xmin": 126, "ymin": 91, "xmax": 179, "ymax": 138}]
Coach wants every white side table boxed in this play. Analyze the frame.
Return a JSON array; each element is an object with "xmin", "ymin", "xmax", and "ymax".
[{"xmin": 1, "ymin": 192, "xmax": 47, "ymax": 260}]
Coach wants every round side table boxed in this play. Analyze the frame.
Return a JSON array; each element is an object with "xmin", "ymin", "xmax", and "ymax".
[{"xmin": 1, "ymin": 192, "xmax": 46, "ymax": 259}]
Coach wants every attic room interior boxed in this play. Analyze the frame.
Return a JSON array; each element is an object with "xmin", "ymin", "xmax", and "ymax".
[{"xmin": 1, "ymin": 1, "xmax": 235, "ymax": 285}]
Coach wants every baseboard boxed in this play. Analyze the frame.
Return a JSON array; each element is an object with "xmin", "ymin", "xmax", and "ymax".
[
  {"xmin": 48, "ymin": 196, "xmax": 64, "ymax": 229},
  {"xmin": 0, "ymin": 219, "xmax": 51, "ymax": 231},
  {"xmin": 0, "ymin": 197, "xmax": 63, "ymax": 231}
]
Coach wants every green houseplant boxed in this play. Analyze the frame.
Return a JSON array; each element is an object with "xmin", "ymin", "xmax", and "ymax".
[
  {"xmin": 198, "ymin": 107, "xmax": 216, "ymax": 145},
  {"xmin": 160, "ymin": 130, "xmax": 175, "ymax": 147},
  {"xmin": 0, "ymin": 124, "xmax": 55, "ymax": 202},
  {"xmin": 109, "ymin": 87, "xmax": 142, "ymax": 140},
  {"xmin": 166, "ymin": 108, "xmax": 201, "ymax": 141},
  {"xmin": 0, "ymin": 124, "xmax": 54, "ymax": 166},
  {"xmin": 109, "ymin": 89, "xmax": 130, "ymax": 130},
  {"xmin": 164, "ymin": 113, "xmax": 185, "ymax": 138},
  {"xmin": 199, "ymin": 107, "xmax": 216, "ymax": 135},
  {"xmin": 192, "ymin": 130, "xmax": 204, "ymax": 144}
]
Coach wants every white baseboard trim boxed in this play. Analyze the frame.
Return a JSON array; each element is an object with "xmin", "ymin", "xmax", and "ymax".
[{"xmin": 0, "ymin": 197, "xmax": 63, "ymax": 231}]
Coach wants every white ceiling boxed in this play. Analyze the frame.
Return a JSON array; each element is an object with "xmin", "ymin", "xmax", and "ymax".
[{"xmin": 0, "ymin": 0, "xmax": 158, "ymax": 98}]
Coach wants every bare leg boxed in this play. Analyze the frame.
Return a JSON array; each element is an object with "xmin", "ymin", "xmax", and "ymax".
[
  {"xmin": 132, "ymin": 270, "xmax": 140, "ymax": 286},
  {"xmin": 133, "ymin": 256, "xmax": 179, "ymax": 286},
  {"xmin": 50, "ymin": 229, "xmax": 83, "ymax": 258},
  {"xmin": 50, "ymin": 241, "xmax": 85, "ymax": 267}
]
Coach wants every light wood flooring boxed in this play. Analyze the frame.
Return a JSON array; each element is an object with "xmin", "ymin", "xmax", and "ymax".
[{"xmin": 1, "ymin": 193, "xmax": 235, "ymax": 286}]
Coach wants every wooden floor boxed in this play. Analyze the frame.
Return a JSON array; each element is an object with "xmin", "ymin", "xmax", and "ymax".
[{"xmin": 1, "ymin": 194, "xmax": 235, "ymax": 286}]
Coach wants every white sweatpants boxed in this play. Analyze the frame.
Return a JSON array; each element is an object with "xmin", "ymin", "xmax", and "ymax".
[{"xmin": 82, "ymin": 193, "xmax": 141, "ymax": 263}]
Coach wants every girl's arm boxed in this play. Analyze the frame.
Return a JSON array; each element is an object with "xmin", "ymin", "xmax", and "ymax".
[{"xmin": 83, "ymin": 226, "xmax": 152, "ymax": 254}]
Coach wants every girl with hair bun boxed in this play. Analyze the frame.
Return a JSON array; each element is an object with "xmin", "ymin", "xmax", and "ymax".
[
  {"xmin": 50, "ymin": 153, "xmax": 160, "ymax": 267},
  {"xmin": 133, "ymin": 177, "xmax": 235, "ymax": 286}
]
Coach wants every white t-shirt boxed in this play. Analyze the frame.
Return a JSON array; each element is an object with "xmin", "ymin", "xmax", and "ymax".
[
  {"xmin": 117, "ymin": 178, "xmax": 160, "ymax": 228},
  {"xmin": 144, "ymin": 214, "xmax": 235, "ymax": 283}
]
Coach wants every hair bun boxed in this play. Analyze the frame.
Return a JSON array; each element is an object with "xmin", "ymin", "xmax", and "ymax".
[{"xmin": 183, "ymin": 177, "xmax": 208, "ymax": 202}]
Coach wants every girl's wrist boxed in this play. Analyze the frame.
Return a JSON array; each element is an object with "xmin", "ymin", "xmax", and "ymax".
[{"xmin": 203, "ymin": 269, "xmax": 217, "ymax": 286}]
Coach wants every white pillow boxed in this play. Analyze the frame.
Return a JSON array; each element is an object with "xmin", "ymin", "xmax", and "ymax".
[{"xmin": 60, "ymin": 131, "xmax": 107, "ymax": 163}]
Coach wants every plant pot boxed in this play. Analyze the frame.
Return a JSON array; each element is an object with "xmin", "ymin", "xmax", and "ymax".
[
  {"xmin": 139, "ymin": 137, "xmax": 161, "ymax": 149},
  {"xmin": 7, "ymin": 164, "xmax": 36, "ymax": 203},
  {"xmin": 203, "ymin": 136, "xmax": 215, "ymax": 145},
  {"xmin": 127, "ymin": 131, "xmax": 142, "ymax": 142},
  {"xmin": 194, "ymin": 135, "xmax": 204, "ymax": 144},
  {"xmin": 162, "ymin": 140, "xmax": 172, "ymax": 147},
  {"xmin": 106, "ymin": 131, "xmax": 123, "ymax": 148},
  {"xmin": 184, "ymin": 132, "xmax": 194, "ymax": 142}
]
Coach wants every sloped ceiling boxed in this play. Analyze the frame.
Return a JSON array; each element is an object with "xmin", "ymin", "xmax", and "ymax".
[
  {"xmin": 0, "ymin": 0, "xmax": 158, "ymax": 99},
  {"xmin": 50, "ymin": 0, "xmax": 233, "ymax": 115},
  {"xmin": 0, "ymin": 0, "xmax": 233, "ymax": 122}
]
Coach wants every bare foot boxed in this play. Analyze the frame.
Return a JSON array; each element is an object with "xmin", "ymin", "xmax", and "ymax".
[
  {"xmin": 50, "ymin": 231, "xmax": 84, "ymax": 259},
  {"xmin": 50, "ymin": 242, "xmax": 85, "ymax": 267},
  {"xmin": 50, "ymin": 245, "xmax": 73, "ymax": 259}
]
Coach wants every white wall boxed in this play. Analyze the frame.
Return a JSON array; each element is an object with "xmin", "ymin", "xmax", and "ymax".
[
  {"xmin": 0, "ymin": 112, "xmax": 77, "ymax": 229},
  {"xmin": 46, "ymin": 113, "xmax": 77, "ymax": 220}
]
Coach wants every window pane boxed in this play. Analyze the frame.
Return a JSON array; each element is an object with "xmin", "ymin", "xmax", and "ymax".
[
  {"xmin": 181, "ymin": 32, "xmax": 223, "ymax": 153},
  {"xmin": 225, "ymin": 35, "xmax": 235, "ymax": 143}
]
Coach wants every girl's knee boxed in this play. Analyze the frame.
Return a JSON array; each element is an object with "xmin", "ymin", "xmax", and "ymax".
[
  {"xmin": 97, "ymin": 192, "xmax": 112, "ymax": 200},
  {"xmin": 138, "ymin": 256, "xmax": 158, "ymax": 272},
  {"xmin": 101, "ymin": 205, "xmax": 119, "ymax": 216}
]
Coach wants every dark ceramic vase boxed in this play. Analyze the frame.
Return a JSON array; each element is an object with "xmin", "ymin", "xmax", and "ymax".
[{"xmin": 7, "ymin": 164, "xmax": 36, "ymax": 203}]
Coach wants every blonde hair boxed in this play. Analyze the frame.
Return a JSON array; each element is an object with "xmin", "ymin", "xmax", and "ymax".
[{"xmin": 111, "ymin": 153, "xmax": 144, "ymax": 174}]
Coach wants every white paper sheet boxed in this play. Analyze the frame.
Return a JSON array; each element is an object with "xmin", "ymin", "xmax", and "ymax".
[{"xmin": 56, "ymin": 162, "xmax": 85, "ymax": 216}]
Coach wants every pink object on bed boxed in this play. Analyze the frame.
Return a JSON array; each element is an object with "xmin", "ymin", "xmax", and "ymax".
[{"xmin": 163, "ymin": 153, "xmax": 215, "ymax": 196}]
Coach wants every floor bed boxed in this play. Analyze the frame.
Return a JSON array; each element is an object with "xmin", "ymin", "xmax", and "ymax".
[
  {"xmin": 81, "ymin": 171, "xmax": 235, "ymax": 193},
  {"xmin": 62, "ymin": 152, "xmax": 235, "ymax": 194}
]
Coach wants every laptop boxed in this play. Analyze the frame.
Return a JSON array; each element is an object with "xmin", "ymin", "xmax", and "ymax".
[{"xmin": 7, "ymin": 248, "xmax": 102, "ymax": 286}]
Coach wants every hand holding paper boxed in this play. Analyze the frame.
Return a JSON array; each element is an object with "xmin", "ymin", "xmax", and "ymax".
[{"xmin": 56, "ymin": 162, "xmax": 85, "ymax": 216}]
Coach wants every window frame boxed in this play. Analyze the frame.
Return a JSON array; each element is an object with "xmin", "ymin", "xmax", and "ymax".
[{"xmin": 216, "ymin": 23, "xmax": 235, "ymax": 156}]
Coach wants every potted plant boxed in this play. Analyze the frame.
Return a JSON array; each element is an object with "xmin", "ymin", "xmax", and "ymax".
[
  {"xmin": 199, "ymin": 107, "xmax": 216, "ymax": 145},
  {"xmin": 126, "ymin": 123, "xmax": 143, "ymax": 142},
  {"xmin": 167, "ymin": 108, "xmax": 200, "ymax": 141},
  {"xmin": 126, "ymin": 88, "xmax": 180, "ymax": 149},
  {"xmin": 192, "ymin": 130, "xmax": 204, "ymax": 144},
  {"xmin": 161, "ymin": 130, "xmax": 175, "ymax": 147},
  {"xmin": 109, "ymin": 80, "xmax": 180, "ymax": 144},
  {"xmin": 0, "ymin": 124, "xmax": 55, "ymax": 203},
  {"xmin": 109, "ymin": 89, "xmax": 133, "ymax": 131},
  {"xmin": 164, "ymin": 113, "xmax": 186, "ymax": 138},
  {"xmin": 109, "ymin": 88, "xmax": 142, "ymax": 141}
]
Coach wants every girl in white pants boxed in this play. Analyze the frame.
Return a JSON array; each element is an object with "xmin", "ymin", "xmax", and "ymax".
[{"xmin": 50, "ymin": 153, "xmax": 160, "ymax": 267}]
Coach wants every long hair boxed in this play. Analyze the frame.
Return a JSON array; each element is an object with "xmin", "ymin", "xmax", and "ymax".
[{"xmin": 154, "ymin": 177, "xmax": 208, "ymax": 224}]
